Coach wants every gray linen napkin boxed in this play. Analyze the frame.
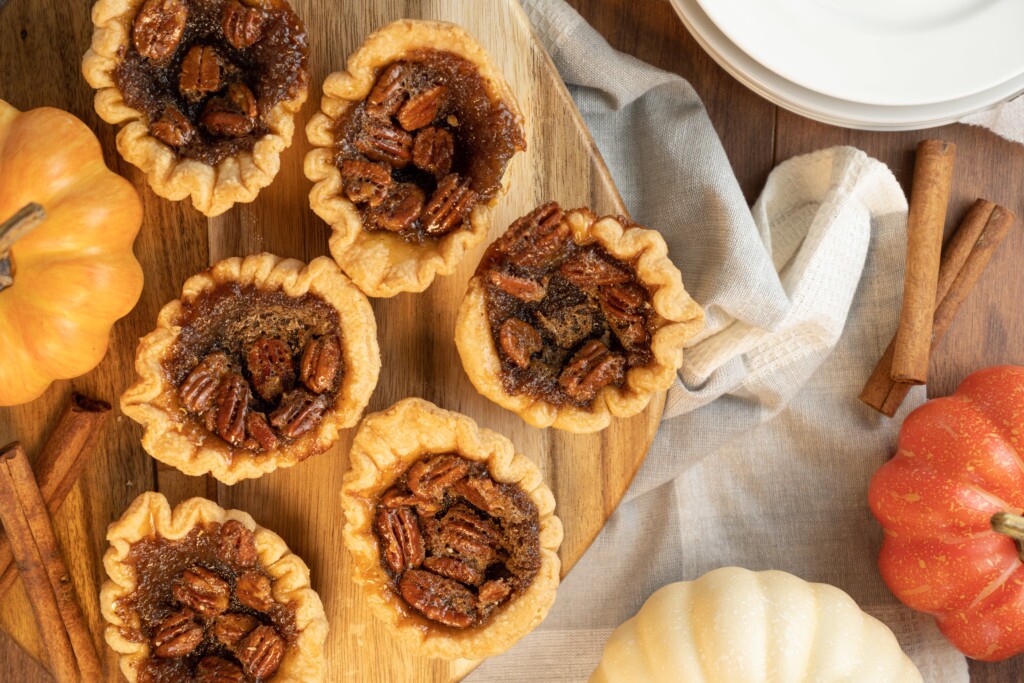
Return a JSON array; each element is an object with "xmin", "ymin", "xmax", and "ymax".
[{"xmin": 469, "ymin": 1, "xmax": 971, "ymax": 680}]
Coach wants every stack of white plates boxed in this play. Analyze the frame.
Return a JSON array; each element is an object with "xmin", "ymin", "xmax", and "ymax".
[{"xmin": 668, "ymin": 0, "xmax": 1024, "ymax": 130}]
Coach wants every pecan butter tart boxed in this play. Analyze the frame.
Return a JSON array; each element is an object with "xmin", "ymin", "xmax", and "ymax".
[
  {"xmin": 101, "ymin": 493, "xmax": 327, "ymax": 682},
  {"xmin": 305, "ymin": 20, "xmax": 526, "ymax": 297},
  {"xmin": 456, "ymin": 203, "xmax": 706, "ymax": 433},
  {"xmin": 121, "ymin": 253, "xmax": 380, "ymax": 484},
  {"xmin": 341, "ymin": 398, "xmax": 563, "ymax": 659},
  {"xmin": 83, "ymin": 0, "xmax": 310, "ymax": 216}
]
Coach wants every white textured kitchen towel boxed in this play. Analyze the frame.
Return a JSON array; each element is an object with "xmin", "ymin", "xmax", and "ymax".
[
  {"xmin": 961, "ymin": 94, "xmax": 1024, "ymax": 145},
  {"xmin": 469, "ymin": 1, "xmax": 971, "ymax": 681}
]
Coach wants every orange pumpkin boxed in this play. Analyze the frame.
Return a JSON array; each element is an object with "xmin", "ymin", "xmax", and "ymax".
[{"xmin": 0, "ymin": 99, "xmax": 143, "ymax": 406}]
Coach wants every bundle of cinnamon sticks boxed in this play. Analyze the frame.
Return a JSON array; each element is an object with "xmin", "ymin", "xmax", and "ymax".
[
  {"xmin": 0, "ymin": 394, "xmax": 109, "ymax": 681},
  {"xmin": 860, "ymin": 140, "xmax": 1016, "ymax": 416}
]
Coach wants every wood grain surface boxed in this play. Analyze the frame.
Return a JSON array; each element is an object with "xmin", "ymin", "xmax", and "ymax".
[
  {"xmin": 0, "ymin": 0, "xmax": 665, "ymax": 681},
  {"xmin": 2, "ymin": 0, "xmax": 1024, "ymax": 681}
]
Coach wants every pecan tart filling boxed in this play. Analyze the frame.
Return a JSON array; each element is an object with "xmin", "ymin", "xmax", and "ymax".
[
  {"xmin": 374, "ymin": 453, "xmax": 541, "ymax": 630},
  {"xmin": 342, "ymin": 398, "xmax": 562, "ymax": 659},
  {"xmin": 166, "ymin": 283, "xmax": 343, "ymax": 454},
  {"xmin": 305, "ymin": 20, "xmax": 526, "ymax": 297},
  {"xmin": 102, "ymin": 493, "xmax": 328, "ymax": 682},
  {"xmin": 121, "ymin": 254, "xmax": 380, "ymax": 483},
  {"xmin": 331, "ymin": 49, "xmax": 525, "ymax": 243},
  {"xmin": 456, "ymin": 203, "xmax": 706, "ymax": 432}
]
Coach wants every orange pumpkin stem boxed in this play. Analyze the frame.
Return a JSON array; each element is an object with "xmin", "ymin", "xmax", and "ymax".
[
  {"xmin": 991, "ymin": 512, "xmax": 1024, "ymax": 562},
  {"xmin": 0, "ymin": 203, "xmax": 46, "ymax": 291}
]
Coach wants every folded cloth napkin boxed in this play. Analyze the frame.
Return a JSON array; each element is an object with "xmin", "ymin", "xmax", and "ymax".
[
  {"xmin": 469, "ymin": 1, "xmax": 972, "ymax": 680},
  {"xmin": 961, "ymin": 94, "xmax": 1024, "ymax": 145}
]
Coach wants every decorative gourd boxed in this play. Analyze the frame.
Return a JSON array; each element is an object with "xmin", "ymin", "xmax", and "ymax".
[
  {"xmin": 0, "ymin": 99, "xmax": 143, "ymax": 406},
  {"xmin": 869, "ymin": 365, "xmax": 1024, "ymax": 661},
  {"xmin": 590, "ymin": 567, "xmax": 922, "ymax": 683}
]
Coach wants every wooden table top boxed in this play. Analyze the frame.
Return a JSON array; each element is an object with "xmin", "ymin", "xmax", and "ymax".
[{"xmin": 2, "ymin": 0, "xmax": 1023, "ymax": 680}]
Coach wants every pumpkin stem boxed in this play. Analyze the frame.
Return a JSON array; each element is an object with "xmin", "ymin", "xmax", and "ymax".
[
  {"xmin": 991, "ymin": 512, "xmax": 1024, "ymax": 562},
  {"xmin": 0, "ymin": 203, "xmax": 46, "ymax": 291}
]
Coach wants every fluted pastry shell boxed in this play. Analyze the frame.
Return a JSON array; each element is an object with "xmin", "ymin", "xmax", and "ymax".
[
  {"xmin": 456, "ymin": 209, "xmax": 706, "ymax": 433},
  {"xmin": 101, "ymin": 492, "xmax": 329, "ymax": 682},
  {"xmin": 82, "ymin": 0, "xmax": 308, "ymax": 216},
  {"xmin": 305, "ymin": 19, "xmax": 525, "ymax": 297},
  {"xmin": 121, "ymin": 253, "xmax": 380, "ymax": 484},
  {"xmin": 341, "ymin": 398, "xmax": 563, "ymax": 659}
]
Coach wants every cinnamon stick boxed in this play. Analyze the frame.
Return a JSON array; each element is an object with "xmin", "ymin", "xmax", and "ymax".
[
  {"xmin": 0, "ymin": 394, "xmax": 109, "ymax": 596},
  {"xmin": 891, "ymin": 140, "xmax": 956, "ymax": 384},
  {"xmin": 861, "ymin": 199, "xmax": 1015, "ymax": 415},
  {"xmin": 0, "ymin": 443, "xmax": 102, "ymax": 682}
]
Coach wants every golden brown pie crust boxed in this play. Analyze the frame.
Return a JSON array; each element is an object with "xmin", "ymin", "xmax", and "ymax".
[
  {"xmin": 304, "ymin": 19, "xmax": 525, "ymax": 297},
  {"xmin": 456, "ymin": 209, "xmax": 705, "ymax": 433},
  {"xmin": 82, "ymin": 0, "xmax": 308, "ymax": 216},
  {"xmin": 341, "ymin": 398, "xmax": 563, "ymax": 659},
  {"xmin": 121, "ymin": 253, "xmax": 380, "ymax": 484},
  {"xmin": 101, "ymin": 492, "xmax": 328, "ymax": 682}
]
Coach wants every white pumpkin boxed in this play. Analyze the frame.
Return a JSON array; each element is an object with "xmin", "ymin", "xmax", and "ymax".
[{"xmin": 591, "ymin": 567, "xmax": 922, "ymax": 683}]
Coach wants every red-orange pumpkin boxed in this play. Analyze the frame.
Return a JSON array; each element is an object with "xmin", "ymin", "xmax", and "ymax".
[{"xmin": 869, "ymin": 365, "xmax": 1024, "ymax": 660}]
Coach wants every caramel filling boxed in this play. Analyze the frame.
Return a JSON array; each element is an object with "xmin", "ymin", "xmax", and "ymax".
[
  {"xmin": 114, "ymin": 0, "xmax": 309, "ymax": 165},
  {"xmin": 333, "ymin": 49, "xmax": 526, "ymax": 243},
  {"xmin": 479, "ymin": 202, "xmax": 656, "ymax": 409},
  {"xmin": 373, "ymin": 454, "xmax": 541, "ymax": 629},
  {"xmin": 165, "ymin": 283, "xmax": 343, "ymax": 454},
  {"xmin": 119, "ymin": 521, "xmax": 296, "ymax": 682}
]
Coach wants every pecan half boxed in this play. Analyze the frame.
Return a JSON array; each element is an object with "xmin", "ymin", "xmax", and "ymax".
[
  {"xmin": 245, "ymin": 336, "xmax": 295, "ymax": 403},
  {"xmin": 354, "ymin": 119, "xmax": 413, "ymax": 168},
  {"xmin": 380, "ymin": 488, "xmax": 441, "ymax": 517},
  {"xmin": 237, "ymin": 625, "xmax": 285, "ymax": 680},
  {"xmin": 495, "ymin": 203, "xmax": 569, "ymax": 268},
  {"xmin": 268, "ymin": 389, "xmax": 329, "ymax": 439},
  {"xmin": 399, "ymin": 569, "xmax": 477, "ymax": 628},
  {"xmin": 340, "ymin": 159, "xmax": 392, "ymax": 207},
  {"xmin": 365, "ymin": 182, "xmax": 425, "ymax": 233},
  {"xmin": 557, "ymin": 339, "xmax": 625, "ymax": 403},
  {"xmin": 412, "ymin": 126, "xmax": 454, "ymax": 178},
  {"xmin": 150, "ymin": 104, "xmax": 195, "ymax": 148},
  {"xmin": 213, "ymin": 612, "xmax": 258, "ymax": 649},
  {"xmin": 179, "ymin": 352, "xmax": 231, "ymax": 413},
  {"xmin": 201, "ymin": 83, "xmax": 258, "ymax": 138},
  {"xmin": 499, "ymin": 318, "xmax": 542, "ymax": 369},
  {"xmin": 245, "ymin": 410, "xmax": 280, "ymax": 451},
  {"xmin": 214, "ymin": 373, "xmax": 251, "ymax": 446},
  {"xmin": 397, "ymin": 85, "xmax": 447, "ymax": 131},
  {"xmin": 422, "ymin": 556, "xmax": 484, "ymax": 587},
  {"xmin": 598, "ymin": 282, "xmax": 649, "ymax": 349},
  {"xmin": 179, "ymin": 45, "xmax": 222, "ymax": 102},
  {"xmin": 478, "ymin": 578, "xmax": 513, "ymax": 607},
  {"xmin": 485, "ymin": 270, "xmax": 547, "ymax": 302},
  {"xmin": 222, "ymin": 0, "xmax": 265, "ymax": 49},
  {"xmin": 407, "ymin": 454, "xmax": 470, "ymax": 501},
  {"xmin": 455, "ymin": 475, "xmax": 528, "ymax": 524},
  {"xmin": 560, "ymin": 249, "xmax": 631, "ymax": 287},
  {"xmin": 300, "ymin": 334, "xmax": 342, "ymax": 394},
  {"xmin": 422, "ymin": 174, "xmax": 476, "ymax": 236},
  {"xmin": 235, "ymin": 570, "xmax": 273, "ymax": 612},
  {"xmin": 375, "ymin": 507, "xmax": 425, "ymax": 574},
  {"xmin": 366, "ymin": 63, "xmax": 408, "ymax": 118},
  {"xmin": 217, "ymin": 519, "xmax": 258, "ymax": 567},
  {"xmin": 173, "ymin": 566, "xmax": 230, "ymax": 617},
  {"xmin": 196, "ymin": 656, "xmax": 246, "ymax": 683},
  {"xmin": 439, "ymin": 504, "xmax": 498, "ymax": 567},
  {"xmin": 152, "ymin": 609, "xmax": 203, "ymax": 658},
  {"xmin": 133, "ymin": 0, "xmax": 187, "ymax": 63}
]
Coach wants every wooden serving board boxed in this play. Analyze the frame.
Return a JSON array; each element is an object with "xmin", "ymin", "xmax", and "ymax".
[{"xmin": 0, "ymin": 0, "xmax": 665, "ymax": 680}]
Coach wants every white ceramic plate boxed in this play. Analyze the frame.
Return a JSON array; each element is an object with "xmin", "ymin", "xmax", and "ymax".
[
  {"xmin": 670, "ymin": 0, "xmax": 1024, "ymax": 131},
  {"xmin": 694, "ymin": 0, "xmax": 1024, "ymax": 107}
]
